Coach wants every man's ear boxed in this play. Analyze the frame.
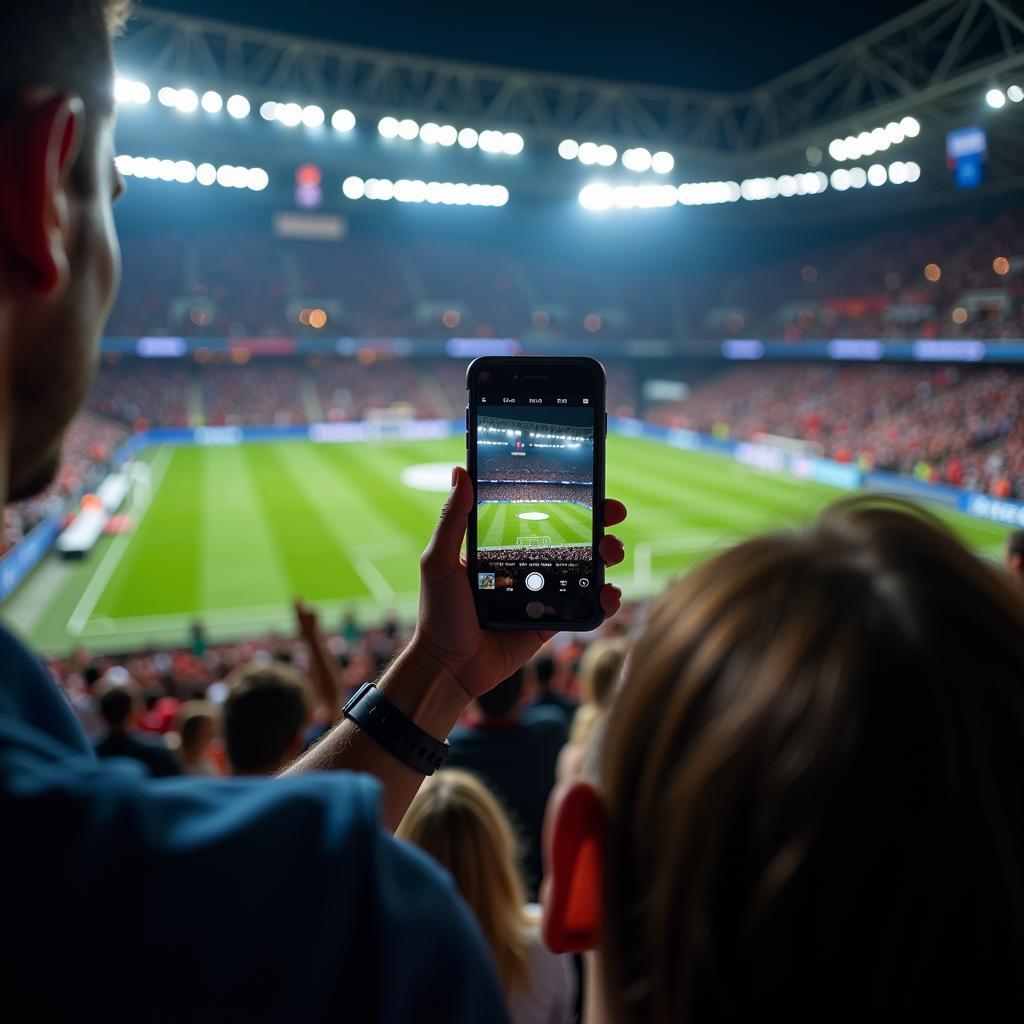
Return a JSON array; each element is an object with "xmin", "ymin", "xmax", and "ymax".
[
  {"xmin": 541, "ymin": 779, "xmax": 604, "ymax": 954},
  {"xmin": 0, "ymin": 92, "xmax": 84, "ymax": 296}
]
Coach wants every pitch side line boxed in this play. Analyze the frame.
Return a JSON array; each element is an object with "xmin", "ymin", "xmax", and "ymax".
[{"xmin": 67, "ymin": 445, "xmax": 174, "ymax": 637}]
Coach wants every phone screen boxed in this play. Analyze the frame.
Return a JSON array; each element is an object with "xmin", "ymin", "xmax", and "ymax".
[{"xmin": 468, "ymin": 358, "xmax": 605, "ymax": 629}]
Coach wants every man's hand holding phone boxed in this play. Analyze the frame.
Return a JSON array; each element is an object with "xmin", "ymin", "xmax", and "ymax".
[{"xmin": 412, "ymin": 465, "xmax": 626, "ymax": 701}]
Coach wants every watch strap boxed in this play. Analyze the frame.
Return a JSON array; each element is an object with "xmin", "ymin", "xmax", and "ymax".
[{"xmin": 343, "ymin": 682, "xmax": 449, "ymax": 776}]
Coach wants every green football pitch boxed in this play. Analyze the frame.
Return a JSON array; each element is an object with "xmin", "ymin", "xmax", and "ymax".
[
  {"xmin": 2, "ymin": 434, "xmax": 1012, "ymax": 655},
  {"xmin": 478, "ymin": 501, "xmax": 592, "ymax": 549}
]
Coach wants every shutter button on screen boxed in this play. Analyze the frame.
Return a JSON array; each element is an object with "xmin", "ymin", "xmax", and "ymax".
[{"xmin": 525, "ymin": 572, "xmax": 545, "ymax": 592}]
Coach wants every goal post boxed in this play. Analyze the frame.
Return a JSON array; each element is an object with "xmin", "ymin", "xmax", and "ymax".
[{"xmin": 516, "ymin": 535, "xmax": 552, "ymax": 547}]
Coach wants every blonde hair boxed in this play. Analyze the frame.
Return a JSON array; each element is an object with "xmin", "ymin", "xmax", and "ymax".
[
  {"xmin": 568, "ymin": 638, "xmax": 628, "ymax": 751},
  {"xmin": 398, "ymin": 770, "xmax": 532, "ymax": 997}
]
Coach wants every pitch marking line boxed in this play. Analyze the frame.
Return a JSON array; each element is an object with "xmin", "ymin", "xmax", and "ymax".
[{"xmin": 67, "ymin": 445, "xmax": 174, "ymax": 637}]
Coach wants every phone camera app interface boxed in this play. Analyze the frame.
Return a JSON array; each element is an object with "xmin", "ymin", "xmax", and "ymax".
[{"xmin": 475, "ymin": 396, "xmax": 595, "ymax": 601}]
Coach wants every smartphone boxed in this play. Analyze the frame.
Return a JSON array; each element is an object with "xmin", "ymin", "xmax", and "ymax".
[{"xmin": 466, "ymin": 356, "xmax": 606, "ymax": 630}]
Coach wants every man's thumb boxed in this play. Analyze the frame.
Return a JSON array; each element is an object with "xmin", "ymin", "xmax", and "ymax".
[{"xmin": 421, "ymin": 466, "xmax": 473, "ymax": 575}]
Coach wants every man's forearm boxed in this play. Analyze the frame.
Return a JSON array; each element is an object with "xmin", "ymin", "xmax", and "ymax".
[{"xmin": 281, "ymin": 640, "xmax": 470, "ymax": 830}]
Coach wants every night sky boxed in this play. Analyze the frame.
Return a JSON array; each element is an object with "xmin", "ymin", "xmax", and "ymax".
[{"xmin": 145, "ymin": 0, "xmax": 923, "ymax": 92}]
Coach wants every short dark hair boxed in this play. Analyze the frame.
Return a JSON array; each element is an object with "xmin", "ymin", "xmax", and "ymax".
[
  {"xmin": 475, "ymin": 667, "xmax": 525, "ymax": 718},
  {"xmin": 223, "ymin": 663, "xmax": 309, "ymax": 773},
  {"xmin": 1007, "ymin": 530, "xmax": 1024, "ymax": 560},
  {"xmin": 0, "ymin": 1, "xmax": 132, "ymax": 188},
  {"xmin": 98, "ymin": 685, "xmax": 134, "ymax": 728},
  {"xmin": 531, "ymin": 653, "xmax": 556, "ymax": 690}
]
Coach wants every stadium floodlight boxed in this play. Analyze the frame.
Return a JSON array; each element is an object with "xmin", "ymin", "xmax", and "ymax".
[
  {"xmin": 216, "ymin": 164, "xmax": 237, "ymax": 187},
  {"xmin": 247, "ymin": 167, "xmax": 269, "ymax": 191},
  {"xmin": 885, "ymin": 121, "xmax": 904, "ymax": 144},
  {"xmin": 115, "ymin": 76, "xmax": 151, "ymax": 105},
  {"xmin": 847, "ymin": 166, "xmax": 867, "ymax": 188},
  {"xmin": 158, "ymin": 159, "xmax": 176, "ymax": 181},
  {"xmin": 173, "ymin": 160, "xmax": 197, "ymax": 183},
  {"xmin": 259, "ymin": 101, "xmax": 278, "ymax": 121},
  {"xmin": 844, "ymin": 135, "xmax": 861, "ymax": 160},
  {"xmin": 577, "ymin": 142, "xmax": 600, "ymax": 165},
  {"xmin": 378, "ymin": 116, "xmax": 399, "ymax": 138},
  {"xmin": 622, "ymin": 147, "xmax": 652, "ymax": 172},
  {"xmin": 196, "ymin": 163, "xmax": 216, "ymax": 186},
  {"xmin": 578, "ymin": 182, "xmax": 613, "ymax": 211},
  {"xmin": 458, "ymin": 127, "xmax": 479, "ymax": 148},
  {"xmin": 492, "ymin": 185, "xmax": 510, "ymax": 207},
  {"xmin": 900, "ymin": 116, "xmax": 921, "ymax": 137},
  {"xmin": 870, "ymin": 127, "xmax": 889, "ymax": 151},
  {"xmin": 856, "ymin": 130, "xmax": 876, "ymax": 156},
  {"xmin": 157, "ymin": 86, "xmax": 177, "ymax": 107},
  {"xmin": 597, "ymin": 144, "xmax": 617, "ymax": 166},
  {"xmin": 419, "ymin": 122, "xmax": 441, "ymax": 144},
  {"xmin": 1009, "ymin": 85, "xmax": 1024, "ymax": 103},
  {"xmin": 986, "ymin": 88, "xmax": 1006, "ymax": 108},
  {"xmin": 301, "ymin": 104, "xmax": 325, "ymax": 128},
  {"xmin": 398, "ymin": 118, "xmax": 419, "ymax": 140},
  {"xmin": 277, "ymin": 103, "xmax": 303, "ymax": 127},
  {"xmin": 888, "ymin": 161, "xmax": 907, "ymax": 185},
  {"xmin": 342, "ymin": 175, "xmax": 365, "ymax": 199},
  {"xmin": 226, "ymin": 94, "xmax": 251, "ymax": 119},
  {"xmin": 651, "ymin": 151, "xmax": 674, "ymax": 174},
  {"xmin": 201, "ymin": 90, "xmax": 222, "ymax": 113},
  {"xmin": 867, "ymin": 163, "xmax": 887, "ymax": 186},
  {"xmin": 904, "ymin": 161, "xmax": 921, "ymax": 182},
  {"xmin": 331, "ymin": 108, "xmax": 355, "ymax": 132},
  {"xmin": 175, "ymin": 88, "xmax": 199, "ymax": 114},
  {"xmin": 830, "ymin": 168, "xmax": 851, "ymax": 191},
  {"xmin": 502, "ymin": 132, "xmax": 524, "ymax": 155},
  {"xmin": 558, "ymin": 139, "xmax": 579, "ymax": 160},
  {"xmin": 437, "ymin": 125, "xmax": 458, "ymax": 146},
  {"xmin": 478, "ymin": 130, "xmax": 504, "ymax": 154},
  {"xmin": 828, "ymin": 138, "xmax": 846, "ymax": 161},
  {"xmin": 114, "ymin": 154, "xmax": 133, "ymax": 175}
]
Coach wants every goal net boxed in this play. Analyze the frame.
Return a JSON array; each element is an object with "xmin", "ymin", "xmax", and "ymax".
[{"xmin": 517, "ymin": 535, "xmax": 552, "ymax": 547}]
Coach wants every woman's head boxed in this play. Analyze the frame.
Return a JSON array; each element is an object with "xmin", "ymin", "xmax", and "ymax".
[
  {"xmin": 398, "ymin": 769, "xmax": 530, "ymax": 996},
  {"xmin": 543, "ymin": 498, "xmax": 1024, "ymax": 1020}
]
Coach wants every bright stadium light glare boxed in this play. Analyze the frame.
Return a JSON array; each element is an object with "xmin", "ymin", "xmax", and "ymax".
[
  {"xmin": 578, "ymin": 142, "xmax": 599, "ymax": 165},
  {"xmin": 986, "ymin": 88, "xmax": 1006, "ymax": 108},
  {"xmin": 226, "ymin": 94, "xmax": 250, "ymax": 119},
  {"xmin": 857, "ymin": 130, "xmax": 875, "ymax": 156},
  {"xmin": 870, "ymin": 127, "xmax": 889, "ymax": 150},
  {"xmin": 173, "ymin": 160, "xmax": 197, "ymax": 183},
  {"xmin": 342, "ymin": 175, "xmax": 365, "ymax": 199},
  {"xmin": 885, "ymin": 121, "xmax": 904, "ymax": 144},
  {"xmin": 904, "ymin": 160, "xmax": 921, "ymax": 182},
  {"xmin": 378, "ymin": 116, "xmax": 399, "ymax": 138},
  {"xmin": 479, "ymin": 130, "xmax": 505, "ymax": 153},
  {"xmin": 492, "ymin": 185, "xmax": 509, "ymax": 206},
  {"xmin": 216, "ymin": 164, "xmax": 237, "ymax": 187},
  {"xmin": 828, "ymin": 138, "xmax": 847, "ymax": 160},
  {"xmin": 115, "ymin": 77, "xmax": 150, "ymax": 104},
  {"xmin": 502, "ymin": 132, "xmax": 524, "ymax": 155},
  {"xmin": 278, "ymin": 103, "xmax": 302, "ymax": 127},
  {"xmin": 331, "ymin": 108, "xmax": 355, "ymax": 132},
  {"xmin": 888, "ymin": 161, "xmax": 908, "ymax": 184},
  {"xmin": 398, "ymin": 118, "xmax": 419, "ymax": 140},
  {"xmin": 196, "ymin": 163, "xmax": 216, "ymax": 186},
  {"xmin": 558, "ymin": 139, "xmax": 579, "ymax": 159},
  {"xmin": 114, "ymin": 154, "xmax": 133, "ymax": 175},
  {"xmin": 847, "ymin": 166, "xmax": 867, "ymax": 188},
  {"xmin": 597, "ymin": 144, "xmax": 617, "ymax": 166},
  {"xmin": 157, "ymin": 86, "xmax": 177, "ymax": 107},
  {"xmin": 157, "ymin": 159, "xmax": 175, "ymax": 181},
  {"xmin": 247, "ymin": 167, "xmax": 269, "ymax": 191},
  {"xmin": 259, "ymin": 100, "xmax": 278, "ymax": 121},
  {"xmin": 419, "ymin": 122, "xmax": 441, "ymax": 144},
  {"xmin": 438, "ymin": 124, "xmax": 458, "ymax": 146},
  {"xmin": 651, "ymin": 151, "xmax": 674, "ymax": 174},
  {"xmin": 458, "ymin": 127, "xmax": 479, "ymax": 148},
  {"xmin": 175, "ymin": 88, "xmax": 199, "ymax": 113},
  {"xmin": 301, "ymin": 104, "xmax": 325, "ymax": 127},
  {"xmin": 867, "ymin": 163, "xmax": 887, "ymax": 186},
  {"xmin": 613, "ymin": 185, "xmax": 636, "ymax": 209},
  {"xmin": 142, "ymin": 157, "xmax": 161, "ymax": 178},
  {"xmin": 622, "ymin": 147, "xmax": 652, "ymax": 172},
  {"xmin": 579, "ymin": 182, "xmax": 613, "ymax": 211},
  {"xmin": 844, "ymin": 135, "xmax": 861, "ymax": 160},
  {"xmin": 1009, "ymin": 85, "xmax": 1024, "ymax": 103},
  {"xmin": 778, "ymin": 175, "xmax": 796, "ymax": 197},
  {"xmin": 201, "ymin": 90, "xmax": 222, "ymax": 113},
  {"xmin": 901, "ymin": 116, "xmax": 920, "ymax": 137},
  {"xmin": 830, "ymin": 168, "xmax": 851, "ymax": 191}
]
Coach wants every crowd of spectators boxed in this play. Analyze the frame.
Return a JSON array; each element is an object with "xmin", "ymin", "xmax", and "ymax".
[
  {"xmin": 478, "ymin": 545, "xmax": 592, "ymax": 562},
  {"xmin": 88, "ymin": 361, "xmax": 191, "ymax": 429},
  {"xmin": 481, "ymin": 452, "xmax": 593, "ymax": 482},
  {"xmin": 200, "ymin": 364, "xmax": 309, "ymax": 426},
  {"xmin": 477, "ymin": 482, "xmax": 592, "ymax": 506}
]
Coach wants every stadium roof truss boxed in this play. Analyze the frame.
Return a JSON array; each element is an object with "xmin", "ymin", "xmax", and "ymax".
[{"xmin": 122, "ymin": 0, "xmax": 1024, "ymax": 169}]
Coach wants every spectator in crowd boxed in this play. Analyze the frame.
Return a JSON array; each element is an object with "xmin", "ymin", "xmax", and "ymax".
[
  {"xmin": 542, "ymin": 499, "xmax": 1024, "ymax": 1020},
  {"xmin": 445, "ymin": 668, "xmax": 567, "ymax": 896},
  {"xmin": 398, "ymin": 769, "xmax": 575, "ymax": 1024},
  {"xmin": 1005, "ymin": 529, "xmax": 1024, "ymax": 586},
  {"xmin": 174, "ymin": 700, "xmax": 220, "ymax": 776},
  {"xmin": 556, "ymin": 638, "xmax": 627, "ymax": 782},
  {"xmin": 222, "ymin": 662, "xmax": 309, "ymax": 775},
  {"xmin": 94, "ymin": 679, "xmax": 182, "ymax": 778},
  {"xmin": 0, "ymin": 4, "xmax": 629, "ymax": 1020},
  {"xmin": 527, "ymin": 652, "xmax": 578, "ymax": 728}
]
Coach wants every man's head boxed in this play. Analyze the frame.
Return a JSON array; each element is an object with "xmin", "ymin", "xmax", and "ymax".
[
  {"xmin": 1006, "ymin": 530, "xmax": 1024, "ymax": 582},
  {"xmin": 97, "ymin": 681, "xmax": 137, "ymax": 732},
  {"xmin": 530, "ymin": 654, "xmax": 556, "ymax": 695},
  {"xmin": 474, "ymin": 666, "xmax": 525, "ymax": 720},
  {"xmin": 223, "ymin": 662, "xmax": 309, "ymax": 775},
  {"xmin": 0, "ymin": 2, "xmax": 129, "ymax": 502}
]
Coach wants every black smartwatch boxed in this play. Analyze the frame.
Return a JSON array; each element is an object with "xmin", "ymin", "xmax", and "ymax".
[{"xmin": 342, "ymin": 683, "xmax": 450, "ymax": 776}]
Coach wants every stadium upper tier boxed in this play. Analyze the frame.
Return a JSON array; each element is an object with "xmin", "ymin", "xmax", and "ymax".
[{"xmin": 107, "ymin": 205, "xmax": 1024, "ymax": 342}]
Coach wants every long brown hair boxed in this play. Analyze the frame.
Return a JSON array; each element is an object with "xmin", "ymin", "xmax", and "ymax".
[
  {"xmin": 398, "ymin": 770, "xmax": 533, "ymax": 998},
  {"xmin": 599, "ymin": 498, "xmax": 1024, "ymax": 1021}
]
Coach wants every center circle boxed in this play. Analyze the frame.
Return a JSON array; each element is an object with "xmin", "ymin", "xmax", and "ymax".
[{"xmin": 517, "ymin": 511, "xmax": 550, "ymax": 521}]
